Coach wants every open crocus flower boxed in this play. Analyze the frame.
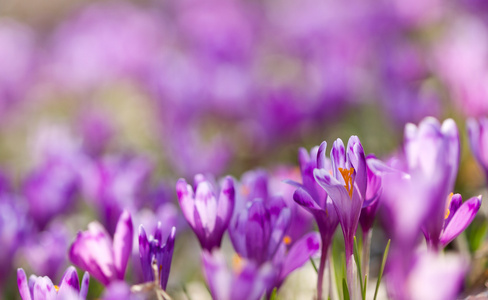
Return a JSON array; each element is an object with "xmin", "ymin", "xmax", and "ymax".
[
  {"xmin": 176, "ymin": 174, "xmax": 235, "ymax": 251},
  {"xmin": 139, "ymin": 224, "xmax": 176, "ymax": 290},
  {"xmin": 202, "ymin": 250, "xmax": 275, "ymax": 300},
  {"xmin": 403, "ymin": 117, "xmax": 460, "ymax": 250},
  {"xmin": 467, "ymin": 117, "xmax": 488, "ymax": 181},
  {"xmin": 69, "ymin": 210, "xmax": 133, "ymax": 286},
  {"xmin": 313, "ymin": 136, "xmax": 367, "ymax": 297},
  {"xmin": 439, "ymin": 193, "xmax": 482, "ymax": 247},
  {"xmin": 17, "ymin": 266, "xmax": 89, "ymax": 300},
  {"xmin": 288, "ymin": 143, "xmax": 338, "ymax": 300}
]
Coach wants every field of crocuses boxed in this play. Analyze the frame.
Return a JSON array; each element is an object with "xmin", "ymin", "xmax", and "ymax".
[{"xmin": 2, "ymin": 0, "xmax": 488, "ymax": 299}]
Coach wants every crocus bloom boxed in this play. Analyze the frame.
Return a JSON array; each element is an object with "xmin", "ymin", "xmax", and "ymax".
[
  {"xmin": 17, "ymin": 266, "xmax": 89, "ymax": 300},
  {"xmin": 313, "ymin": 136, "xmax": 367, "ymax": 298},
  {"xmin": 139, "ymin": 224, "xmax": 176, "ymax": 290},
  {"xmin": 176, "ymin": 174, "xmax": 235, "ymax": 251},
  {"xmin": 69, "ymin": 210, "xmax": 133, "ymax": 286},
  {"xmin": 202, "ymin": 250, "xmax": 275, "ymax": 300},
  {"xmin": 403, "ymin": 117, "xmax": 459, "ymax": 250},
  {"xmin": 467, "ymin": 117, "xmax": 488, "ymax": 181},
  {"xmin": 439, "ymin": 193, "xmax": 481, "ymax": 247},
  {"xmin": 288, "ymin": 143, "xmax": 338, "ymax": 300},
  {"xmin": 229, "ymin": 198, "xmax": 291, "ymax": 265}
]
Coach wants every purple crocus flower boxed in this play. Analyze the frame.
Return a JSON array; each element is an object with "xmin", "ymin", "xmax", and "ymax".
[
  {"xmin": 176, "ymin": 174, "xmax": 235, "ymax": 251},
  {"xmin": 288, "ymin": 143, "xmax": 339, "ymax": 300},
  {"xmin": 69, "ymin": 210, "xmax": 133, "ymax": 286},
  {"xmin": 403, "ymin": 117, "xmax": 459, "ymax": 250},
  {"xmin": 229, "ymin": 198, "xmax": 291, "ymax": 265},
  {"xmin": 467, "ymin": 117, "xmax": 488, "ymax": 181},
  {"xmin": 202, "ymin": 250, "xmax": 275, "ymax": 300},
  {"xmin": 17, "ymin": 266, "xmax": 89, "ymax": 300},
  {"xmin": 313, "ymin": 136, "xmax": 367, "ymax": 295},
  {"xmin": 139, "ymin": 224, "xmax": 176, "ymax": 290},
  {"xmin": 439, "ymin": 193, "xmax": 481, "ymax": 247}
]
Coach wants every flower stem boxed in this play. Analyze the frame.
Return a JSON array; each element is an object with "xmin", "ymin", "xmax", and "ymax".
[
  {"xmin": 317, "ymin": 244, "xmax": 329, "ymax": 300},
  {"xmin": 361, "ymin": 229, "xmax": 372, "ymax": 280}
]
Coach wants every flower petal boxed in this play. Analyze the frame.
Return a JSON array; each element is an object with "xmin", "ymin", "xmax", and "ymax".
[
  {"xmin": 216, "ymin": 176, "xmax": 235, "ymax": 232},
  {"xmin": 57, "ymin": 266, "xmax": 80, "ymax": 297},
  {"xmin": 176, "ymin": 178, "xmax": 196, "ymax": 228},
  {"xmin": 279, "ymin": 232, "xmax": 321, "ymax": 282},
  {"xmin": 33, "ymin": 276, "xmax": 57, "ymax": 300},
  {"xmin": 113, "ymin": 210, "xmax": 133, "ymax": 279},
  {"xmin": 440, "ymin": 196, "xmax": 482, "ymax": 246},
  {"xmin": 17, "ymin": 269, "xmax": 32, "ymax": 300}
]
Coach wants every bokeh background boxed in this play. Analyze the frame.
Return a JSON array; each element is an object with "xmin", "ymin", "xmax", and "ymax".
[{"xmin": 1, "ymin": 0, "xmax": 488, "ymax": 298}]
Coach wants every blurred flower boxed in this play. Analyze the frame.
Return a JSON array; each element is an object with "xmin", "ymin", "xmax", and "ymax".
[
  {"xmin": 229, "ymin": 198, "xmax": 290, "ymax": 265},
  {"xmin": 77, "ymin": 109, "xmax": 115, "ymax": 157},
  {"xmin": 467, "ymin": 117, "xmax": 488, "ymax": 181},
  {"xmin": 17, "ymin": 266, "xmax": 89, "ymax": 300},
  {"xmin": 69, "ymin": 210, "xmax": 133, "ymax": 286},
  {"xmin": 139, "ymin": 225, "xmax": 176, "ymax": 290},
  {"xmin": 403, "ymin": 117, "xmax": 459, "ymax": 250},
  {"xmin": 176, "ymin": 174, "xmax": 235, "ymax": 251},
  {"xmin": 201, "ymin": 250, "xmax": 275, "ymax": 300},
  {"xmin": 81, "ymin": 155, "xmax": 152, "ymax": 234},
  {"xmin": 24, "ymin": 160, "xmax": 79, "ymax": 230},
  {"xmin": 20, "ymin": 222, "xmax": 70, "ymax": 280}
]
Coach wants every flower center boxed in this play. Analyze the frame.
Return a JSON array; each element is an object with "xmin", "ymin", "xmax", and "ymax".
[
  {"xmin": 54, "ymin": 285, "xmax": 59, "ymax": 292},
  {"xmin": 445, "ymin": 192, "xmax": 454, "ymax": 219},
  {"xmin": 232, "ymin": 254, "xmax": 243, "ymax": 273},
  {"xmin": 283, "ymin": 235, "xmax": 292, "ymax": 245},
  {"xmin": 339, "ymin": 167, "xmax": 354, "ymax": 198}
]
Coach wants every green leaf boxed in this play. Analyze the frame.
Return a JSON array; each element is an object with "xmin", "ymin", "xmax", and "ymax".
[
  {"xmin": 466, "ymin": 218, "xmax": 488, "ymax": 252},
  {"xmin": 363, "ymin": 275, "xmax": 367, "ymax": 300},
  {"xmin": 269, "ymin": 287, "xmax": 278, "ymax": 300},
  {"xmin": 353, "ymin": 236, "xmax": 365, "ymax": 300},
  {"xmin": 310, "ymin": 257, "xmax": 319, "ymax": 274},
  {"xmin": 374, "ymin": 239, "xmax": 391, "ymax": 300},
  {"xmin": 342, "ymin": 278, "xmax": 350, "ymax": 300}
]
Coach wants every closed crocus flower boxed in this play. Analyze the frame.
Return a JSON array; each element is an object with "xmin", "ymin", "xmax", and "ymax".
[
  {"xmin": 202, "ymin": 250, "xmax": 275, "ymax": 300},
  {"xmin": 176, "ymin": 174, "xmax": 235, "ymax": 251},
  {"xmin": 229, "ymin": 198, "xmax": 291, "ymax": 265},
  {"xmin": 467, "ymin": 117, "xmax": 488, "ymax": 181},
  {"xmin": 404, "ymin": 117, "xmax": 460, "ymax": 250},
  {"xmin": 17, "ymin": 266, "xmax": 89, "ymax": 300},
  {"xmin": 69, "ymin": 210, "xmax": 133, "ymax": 286},
  {"xmin": 139, "ymin": 224, "xmax": 176, "ymax": 290}
]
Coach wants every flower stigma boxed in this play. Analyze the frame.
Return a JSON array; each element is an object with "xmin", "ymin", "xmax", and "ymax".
[{"xmin": 338, "ymin": 167, "xmax": 354, "ymax": 198}]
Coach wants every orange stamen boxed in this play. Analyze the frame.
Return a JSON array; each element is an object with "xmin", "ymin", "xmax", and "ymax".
[
  {"xmin": 232, "ymin": 254, "xmax": 243, "ymax": 273},
  {"xmin": 54, "ymin": 285, "xmax": 59, "ymax": 292},
  {"xmin": 283, "ymin": 235, "xmax": 292, "ymax": 245},
  {"xmin": 338, "ymin": 167, "xmax": 354, "ymax": 198},
  {"xmin": 445, "ymin": 192, "xmax": 454, "ymax": 219}
]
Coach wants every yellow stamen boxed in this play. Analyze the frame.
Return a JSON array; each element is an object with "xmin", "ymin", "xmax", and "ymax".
[
  {"xmin": 283, "ymin": 235, "xmax": 292, "ymax": 245},
  {"xmin": 445, "ymin": 192, "xmax": 454, "ymax": 219},
  {"xmin": 338, "ymin": 167, "xmax": 354, "ymax": 198},
  {"xmin": 54, "ymin": 285, "xmax": 59, "ymax": 292},
  {"xmin": 232, "ymin": 254, "xmax": 243, "ymax": 273}
]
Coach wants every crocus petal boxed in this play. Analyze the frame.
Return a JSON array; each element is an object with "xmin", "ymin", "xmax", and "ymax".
[
  {"xmin": 216, "ymin": 176, "xmax": 235, "ymax": 232},
  {"xmin": 138, "ymin": 225, "xmax": 152, "ymax": 282},
  {"xmin": 444, "ymin": 194, "xmax": 463, "ymax": 227},
  {"xmin": 313, "ymin": 168, "xmax": 352, "ymax": 218},
  {"xmin": 195, "ymin": 181, "xmax": 218, "ymax": 232},
  {"xmin": 202, "ymin": 250, "xmax": 231, "ymax": 300},
  {"xmin": 440, "ymin": 196, "xmax": 482, "ymax": 246},
  {"xmin": 292, "ymin": 188, "xmax": 324, "ymax": 213},
  {"xmin": 317, "ymin": 142, "xmax": 328, "ymax": 170},
  {"xmin": 160, "ymin": 226, "xmax": 176, "ymax": 290},
  {"xmin": 267, "ymin": 208, "xmax": 291, "ymax": 259},
  {"xmin": 176, "ymin": 178, "xmax": 196, "ymax": 228},
  {"xmin": 279, "ymin": 232, "xmax": 321, "ymax": 282},
  {"xmin": 17, "ymin": 269, "xmax": 32, "ymax": 300},
  {"xmin": 57, "ymin": 266, "xmax": 80, "ymax": 297},
  {"xmin": 331, "ymin": 139, "xmax": 346, "ymax": 178},
  {"xmin": 33, "ymin": 277, "xmax": 57, "ymax": 300},
  {"xmin": 69, "ymin": 222, "xmax": 115, "ymax": 286},
  {"xmin": 80, "ymin": 272, "xmax": 90, "ymax": 299},
  {"xmin": 113, "ymin": 210, "xmax": 133, "ymax": 280},
  {"xmin": 349, "ymin": 139, "xmax": 367, "ymax": 198}
]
